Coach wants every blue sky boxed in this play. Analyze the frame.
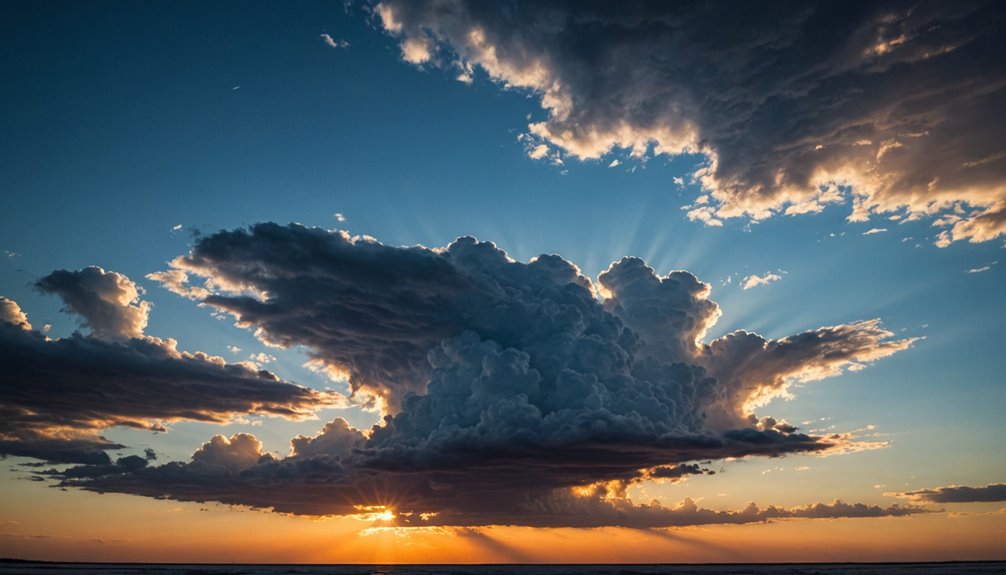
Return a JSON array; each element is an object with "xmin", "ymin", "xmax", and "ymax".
[{"xmin": 1, "ymin": 1, "xmax": 1005, "ymax": 559}]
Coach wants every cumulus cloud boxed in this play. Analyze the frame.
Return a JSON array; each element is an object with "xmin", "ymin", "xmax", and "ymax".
[
  {"xmin": 189, "ymin": 433, "xmax": 275, "ymax": 474},
  {"xmin": 0, "ymin": 297, "xmax": 31, "ymax": 330},
  {"xmin": 742, "ymin": 272, "xmax": 782, "ymax": 290},
  {"xmin": 49, "ymin": 223, "xmax": 917, "ymax": 522},
  {"xmin": 0, "ymin": 267, "xmax": 337, "ymax": 464},
  {"xmin": 249, "ymin": 352, "xmax": 276, "ymax": 364},
  {"xmin": 374, "ymin": 1, "xmax": 1006, "ymax": 246},
  {"xmin": 892, "ymin": 483, "xmax": 1006, "ymax": 503},
  {"xmin": 35, "ymin": 267, "xmax": 150, "ymax": 340}
]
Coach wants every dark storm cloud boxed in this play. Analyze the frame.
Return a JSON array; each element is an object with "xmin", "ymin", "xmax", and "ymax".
[
  {"xmin": 50, "ymin": 223, "xmax": 919, "ymax": 524},
  {"xmin": 894, "ymin": 483, "xmax": 1006, "ymax": 503},
  {"xmin": 48, "ymin": 427, "xmax": 928, "ymax": 527},
  {"xmin": 400, "ymin": 490, "xmax": 927, "ymax": 529},
  {"xmin": 0, "ymin": 433, "xmax": 123, "ymax": 466},
  {"xmin": 152, "ymin": 224, "xmax": 914, "ymax": 417},
  {"xmin": 375, "ymin": 0, "xmax": 1006, "ymax": 246},
  {"xmin": 648, "ymin": 463, "xmax": 714, "ymax": 481},
  {"xmin": 0, "ymin": 269, "xmax": 337, "ymax": 465},
  {"xmin": 51, "ymin": 430, "xmax": 924, "ymax": 528}
]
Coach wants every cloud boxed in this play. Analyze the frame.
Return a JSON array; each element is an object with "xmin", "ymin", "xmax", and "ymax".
[
  {"xmin": 395, "ymin": 489, "xmax": 927, "ymax": 529},
  {"xmin": 528, "ymin": 144, "xmax": 548, "ymax": 159},
  {"xmin": 49, "ymin": 223, "xmax": 917, "ymax": 521},
  {"xmin": 321, "ymin": 33, "xmax": 349, "ymax": 49},
  {"xmin": 145, "ymin": 269, "xmax": 211, "ymax": 300},
  {"xmin": 189, "ymin": 433, "xmax": 275, "ymax": 474},
  {"xmin": 35, "ymin": 267, "xmax": 150, "ymax": 340},
  {"xmin": 0, "ymin": 268, "xmax": 338, "ymax": 464},
  {"xmin": 967, "ymin": 261, "xmax": 997, "ymax": 273},
  {"xmin": 51, "ymin": 428, "xmax": 924, "ymax": 527},
  {"xmin": 647, "ymin": 463, "xmax": 715, "ymax": 481},
  {"xmin": 685, "ymin": 206, "xmax": 723, "ymax": 227},
  {"xmin": 863, "ymin": 228, "xmax": 888, "ymax": 235},
  {"xmin": 374, "ymin": 1, "xmax": 1006, "ymax": 246},
  {"xmin": 249, "ymin": 352, "xmax": 276, "ymax": 364},
  {"xmin": 892, "ymin": 483, "xmax": 1006, "ymax": 503},
  {"xmin": 401, "ymin": 37, "xmax": 432, "ymax": 64},
  {"xmin": 0, "ymin": 297, "xmax": 31, "ymax": 330},
  {"xmin": 334, "ymin": 212, "xmax": 347, "ymax": 223},
  {"xmin": 742, "ymin": 272, "xmax": 782, "ymax": 290}
]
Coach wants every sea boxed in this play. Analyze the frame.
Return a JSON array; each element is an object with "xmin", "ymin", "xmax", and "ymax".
[{"xmin": 0, "ymin": 563, "xmax": 1003, "ymax": 575}]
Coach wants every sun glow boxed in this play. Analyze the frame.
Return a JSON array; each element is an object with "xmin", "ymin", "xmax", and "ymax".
[{"xmin": 350, "ymin": 505, "xmax": 397, "ymax": 523}]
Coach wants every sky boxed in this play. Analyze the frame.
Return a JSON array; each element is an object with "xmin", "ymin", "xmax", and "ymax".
[{"xmin": 1, "ymin": 0, "xmax": 1004, "ymax": 563}]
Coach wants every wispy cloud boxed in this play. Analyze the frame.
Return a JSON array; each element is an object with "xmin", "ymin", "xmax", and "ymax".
[
  {"xmin": 967, "ymin": 261, "xmax": 997, "ymax": 273},
  {"xmin": 863, "ymin": 228, "xmax": 888, "ymax": 235},
  {"xmin": 320, "ymin": 33, "xmax": 349, "ymax": 49},
  {"xmin": 742, "ymin": 271, "xmax": 783, "ymax": 290}
]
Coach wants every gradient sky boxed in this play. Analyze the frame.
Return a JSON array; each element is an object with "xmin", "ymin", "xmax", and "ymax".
[{"xmin": 1, "ymin": 0, "xmax": 1004, "ymax": 563}]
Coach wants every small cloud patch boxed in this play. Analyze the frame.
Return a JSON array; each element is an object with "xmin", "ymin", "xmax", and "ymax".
[
  {"xmin": 321, "ymin": 33, "xmax": 349, "ymax": 49},
  {"xmin": 742, "ymin": 272, "xmax": 783, "ymax": 290}
]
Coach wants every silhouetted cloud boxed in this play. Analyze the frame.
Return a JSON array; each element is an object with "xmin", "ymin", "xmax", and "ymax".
[
  {"xmin": 0, "ymin": 267, "xmax": 338, "ymax": 464},
  {"xmin": 892, "ymin": 483, "xmax": 1006, "ymax": 503},
  {"xmin": 399, "ymin": 488, "xmax": 928, "ymax": 529},
  {"xmin": 50, "ymin": 428, "xmax": 925, "ymax": 527},
  {"xmin": 375, "ymin": 0, "xmax": 1006, "ymax": 246},
  {"xmin": 648, "ymin": 463, "xmax": 715, "ymax": 481},
  {"xmin": 46, "ymin": 223, "xmax": 916, "ymax": 522}
]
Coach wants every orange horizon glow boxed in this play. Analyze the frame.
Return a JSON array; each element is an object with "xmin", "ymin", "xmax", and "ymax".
[{"xmin": 1, "ymin": 481, "xmax": 1004, "ymax": 564}]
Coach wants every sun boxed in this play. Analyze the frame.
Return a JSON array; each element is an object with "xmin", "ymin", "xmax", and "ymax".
[{"xmin": 377, "ymin": 509, "xmax": 396, "ymax": 522}]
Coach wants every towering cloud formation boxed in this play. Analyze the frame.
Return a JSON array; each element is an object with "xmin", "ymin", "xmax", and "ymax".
[
  {"xmin": 374, "ymin": 1, "xmax": 1006, "ymax": 246},
  {"xmin": 50, "ymin": 223, "xmax": 919, "ymax": 525},
  {"xmin": 0, "ymin": 268, "xmax": 335, "ymax": 464}
]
